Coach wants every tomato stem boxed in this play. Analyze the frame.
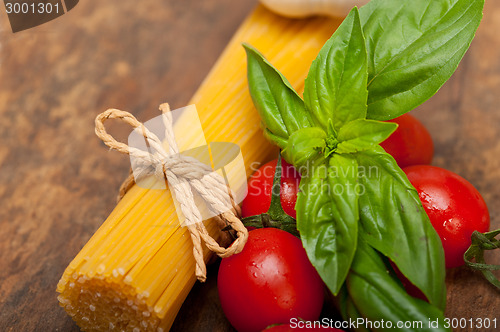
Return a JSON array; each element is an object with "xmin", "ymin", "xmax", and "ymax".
[
  {"xmin": 464, "ymin": 229, "xmax": 500, "ymax": 290},
  {"xmin": 241, "ymin": 153, "xmax": 299, "ymax": 236}
]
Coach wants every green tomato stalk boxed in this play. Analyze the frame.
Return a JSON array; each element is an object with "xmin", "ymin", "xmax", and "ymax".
[{"xmin": 240, "ymin": 154, "xmax": 299, "ymax": 237}]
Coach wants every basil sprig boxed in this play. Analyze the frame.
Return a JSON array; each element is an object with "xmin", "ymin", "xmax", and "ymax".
[{"xmin": 244, "ymin": 0, "xmax": 483, "ymax": 328}]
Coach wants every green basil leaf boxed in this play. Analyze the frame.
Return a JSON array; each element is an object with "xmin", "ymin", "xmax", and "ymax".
[
  {"xmin": 360, "ymin": 0, "xmax": 484, "ymax": 120},
  {"xmin": 262, "ymin": 128, "xmax": 288, "ymax": 150},
  {"xmin": 336, "ymin": 119, "xmax": 397, "ymax": 154},
  {"xmin": 335, "ymin": 286, "xmax": 370, "ymax": 332},
  {"xmin": 282, "ymin": 127, "xmax": 326, "ymax": 170},
  {"xmin": 243, "ymin": 43, "xmax": 312, "ymax": 148},
  {"xmin": 344, "ymin": 298, "xmax": 370, "ymax": 332},
  {"xmin": 344, "ymin": 300, "xmax": 370, "ymax": 332},
  {"xmin": 336, "ymin": 285, "xmax": 350, "ymax": 321},
  {"xmin": 303, "ymin": 8, "xmax": 368, "ymax": 132},
  {"xmin": 347, "ymin": 238, "xmax": 450, "ymax": 332},
  {"xmin": 355, "ymin": 146, "xmax": 446, "ymax": 309},
  {"xmin": 296, "ymin": 154, "xmax": 359, "ymax": 295}
]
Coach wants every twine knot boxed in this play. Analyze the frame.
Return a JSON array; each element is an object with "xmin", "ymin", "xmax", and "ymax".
[{"xmin": 94, "ymin": 103, "xmax": 248, "ymax": 282}]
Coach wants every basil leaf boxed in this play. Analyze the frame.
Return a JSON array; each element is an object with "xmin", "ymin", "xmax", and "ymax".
[
  {"xmin": 336, "ymin": 119, "xmax": 397, "ymax": 154},
  {"xmin": 360, "ymin": 0, "xmax": 484, "ymax": 120},
  {"xmin": 303, "ymin": 8, "xmax": 368, "ymax": 132},
  {"xmin": 344, "ymin": 297, "xmax": 370, "ymax": 332},
  {"xmin": 347, "ymin": 238, "xmax": 450, "ymax": 332},
  {"xmin": 336, "ymin": 285, "xmax": 371, "ymax": 332},
  {"xmin": 282, "ymin": 127, "xmax": 326, "ymax": 170},
  {"xmin": 262, "ymin": 128, "xmax": 288, "ymax": 150},
  {"xmin": 243, "ymin": 43, "xmax": 312, "ymax": 148},
  {"xmin": 355, "ymin": 146, "xmax": 446, "ymax": 309},
  {"xmin": 296, "ymin": 154, "xmax": 359, "ymax": 294}
]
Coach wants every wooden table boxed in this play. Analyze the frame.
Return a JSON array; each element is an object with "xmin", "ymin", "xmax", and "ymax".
[{"xmin": 0, "ymin": 1, "xmax": 499, "ymax": 331}]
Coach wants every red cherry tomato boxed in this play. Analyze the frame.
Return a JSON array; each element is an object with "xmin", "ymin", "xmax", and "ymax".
[
  {"xmin": 389, "ymin": 261, "xmax": 427, "ymax": 302},
  {"xmin": 241, "ymin": 159, "xmax": 301, "ymax": 219},
  {"xmin": 403, "ymin": 165, "xmax": 490, "ymax": 268},
  {"xmin": 218, "ymin": 228, "xmax": 324, "ymax": 332},
  {"xmin": 380, "ymin": 113, "xmax": 434, "ymax": 168}
]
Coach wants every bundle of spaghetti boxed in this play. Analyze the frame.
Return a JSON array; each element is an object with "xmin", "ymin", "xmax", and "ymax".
[{"xmin": 57, "ymin": 5, "xmax": 340, "ymax": 332}]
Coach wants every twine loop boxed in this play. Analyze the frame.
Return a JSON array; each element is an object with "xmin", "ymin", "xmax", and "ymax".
[{"xmin": 95, "ymin": 103, "xmax": 248, "ymax": 282}]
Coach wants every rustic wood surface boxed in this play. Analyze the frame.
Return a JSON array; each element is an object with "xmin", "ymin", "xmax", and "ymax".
[{"xmin": 0, "ymin": 0, "xmax": 499, "ymax": 331}]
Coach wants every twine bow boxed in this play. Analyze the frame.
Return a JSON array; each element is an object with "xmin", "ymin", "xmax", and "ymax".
[{"xmin": 94, "ymin": 103, "xmax": 248, "ymax": 282}]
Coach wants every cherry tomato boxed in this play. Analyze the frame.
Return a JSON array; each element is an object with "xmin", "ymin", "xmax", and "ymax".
[
  {"xmin": 380, "ymin": 113, "xmax": 434, "ymax": 168},
  {"xmin": 218, "ymin": 228, "xmax": 324, "ymax": 332},
  {"xmin": 389, "ymin": 262, "xmax": 427, "ymax": 302},
  {"xmin": 403, "ymin": 165, "xmax": 490, "ymax": 268},
  {"xmin": 241, "ymin": 159, "xmax": 300, "ymax": 219}
]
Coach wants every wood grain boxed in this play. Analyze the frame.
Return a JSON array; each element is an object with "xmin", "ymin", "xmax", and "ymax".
[{"xmin": 0, "ymin": 0, "xmax": 499, "ymax": 331}]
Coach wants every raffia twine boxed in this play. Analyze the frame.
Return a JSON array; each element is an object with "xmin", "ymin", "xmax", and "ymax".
[{"xmin": 94, "ymin": 103, "xmax": 248, "ymax": 282}]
